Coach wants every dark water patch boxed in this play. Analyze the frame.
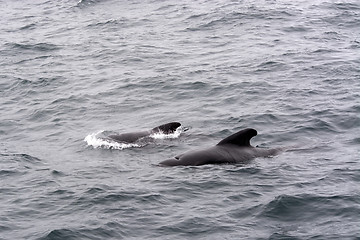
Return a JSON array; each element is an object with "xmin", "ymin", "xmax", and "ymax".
[
  {"xmin": 185, "ymin": 4, "xmax": 296, "ymax": 33},
  {"xmin": 0, "ymin": 187, "xmax": 20, "ymax": 198},
  {"xmin": 5, "ymin": 77, "xmax": 32, "ymax": 91},
  {"xmin": 0, "ymin": 169, "xmax": 23, "ymax": 178},
  {"xmin": 10, "ymin": 207, "xmax": 43, "ymax": 220},
  {"xmin": 319, "ymin": 2, "xmax": 360, "ymax": 27},
  {"xmin": 38, "ymin": 226, "xmax": 125, "ymax": 240},
  {"xmin": 19, "ymin": 22, "xmax": 37, "ymax": 30},
  {"xmin": 261, "ymin": 194, "xmax": 360, "ymax": 221},
  {"xmin": 38, "ymin": 229, "xmax": 78, "ymax": 240},
  {"xmin": 172, "ymin": 81, "xmax": 211, "ymax": 99},
  {"xmin": 49, "ymin": 189, "xmax": 75, "ymax": 197},
  {"xmin": 153, "ymin": 2, "xmax": 178, "ymax": 12},
  {"xmin": 185, "ymin": 12, "xmax": 241, "ymax": 32},
  {"xmin": 35, "ymin": 76, "xmax": 64, "ymax": 87},
  {"xmin": 350, "ymin": 137, "xmax": 360, "ymax": 145},
  {"xmin": 291, "ymin": 117, "xmax": 339, "ymax": 137},
  {"xmin": 283, "ymin": 26, "xmax": 309, "ymax": 33},
  {"xmin": 18, "ymin": 153, "xmax": 42, "ymax": 164},
  {"xmin": 23, "ymin": 176, "xmax": 58, "ymax": 192},
  {"xmin": 0, "ymin": 223, "xmax": 13, "ymax": 233},
  {"xmin": 178, "ymin": 80, "xmax": 210, "ymax": 90},
  {"xmin": 349, "ymin": 39, "xmax": 360, "ymax": 49},
  {"xmin": 310, "ymin": 118, "xmax": 340, "ymax": 133},
  {"xmin": 254, "ymin": 60, "xmax": 288, "ymax": 73},
  {"xmin": 8, "ymin": 42, "xmax": 59, "ymax": 52},
  {"xmin": 250, "ymin": 113, "xmax": 281, "ymax": 126},
  {"xmin": 227, "ymin": 187, "xmax": 263, "ymax": 202},
  {"xmin": 5, "ymin": 76, "xmax": 65, "ymax": 97},
  {"xmin": 0, "ymin": 153, "xmax": 42, "ymax": 165},
  {"xmin": 51, "ymin": 169, "xmax": 66, "ymax": 177},
  {"xmin": 51, "ymin": 94, "xmax": 90, "ymax": 106},
  {"xmin": 227, "ymin": 203, "xmax": 263, "ymax": 220},
  {"xmin": 331, "ymin": 114, "xmax": 360, "ymax": 131},
  {"xmin": 311, "ymin": 48, "xmax": 343, "ymax": 57},
  {"xmin": 323, "ymin": 30, "xmax": 342, "ymax": 40},
  {"xmin": 199, "ymin": 12, "xmax": 245, "ymax": 29},
  {"xmin": 324, "ymin": 2, "xmax": 360, "ymax": 11},
  {"xmin": 86, "ymin": 18, "xmax": 134, "ymax": 32},
  {"xmin": 268, "ymin": 232, "xmax": 302, "ymax": 240},
  {"xmin": 186, "ymin": 12, "xmax": 209, "ymax": 21},
  {"xmin": 158, "ymin": 216, "xmax": 232, "ymax": 239},
  {"xmin": 183, "ymin": 178, "xmax": 233, "ymax": 192},
  {"xmin": 332, "ymin": 168, "xmax": 360, "ymax": 182},
  {"xmin": 71, "ymin": 189, "xmax": 167, "ymax": 211},
  {"xmin": 85, "ymin": 187, "xmax": 107, "ymax": 195},
  {"xmin": 27, "ymin": 108, "xmax": 56, "ymax": 122},
  {"xmin": 158, "ymin": 186, "xmax": 203, "ymax": 203},
  {"xmin": 225, "ymin": 166, "xmax": 262, "ymax": 175}
]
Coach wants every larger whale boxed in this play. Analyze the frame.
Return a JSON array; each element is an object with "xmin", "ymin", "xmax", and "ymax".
[
  {"xmin": 108, "ymin": 122, "xmax": 181, "ymax": 143},
  {"xmin": 159, "ymin": 128, "xmax": 282, "ymax": 166}
]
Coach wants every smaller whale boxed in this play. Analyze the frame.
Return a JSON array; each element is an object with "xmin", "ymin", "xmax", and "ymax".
[
  {"xmin": 108, "ymin": 122, "xmax": 181, "ymax": 143},
  {"xmin": 159, "ymin": 128, "xmax": 282, "ymax": 166}
]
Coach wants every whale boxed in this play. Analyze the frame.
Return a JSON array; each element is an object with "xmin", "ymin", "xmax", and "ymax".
[
  {"xmin": 159, "ymin": 128, "xmax": 282, "ymax": 166},
  {"xmin": 107, "ymin": 122, "xmax": 181, "ymax": 143}
]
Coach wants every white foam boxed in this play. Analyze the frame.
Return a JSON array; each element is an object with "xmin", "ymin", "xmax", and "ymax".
[
  {"xmin": 149, "ymin": 126, "xmax": 183, "ymax": 140},
  {"xmin": 84, "ymin": 131, "xmax": 141, "ymax": 150}
]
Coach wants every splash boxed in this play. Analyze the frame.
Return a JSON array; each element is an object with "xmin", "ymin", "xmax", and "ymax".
[
  {"xmin": 84, "ymin": 131, "xmax": 141, "ymax": 150},
  {"xmin": 149, "ymin": 126, "xmax": 183, "ymax": 140}
]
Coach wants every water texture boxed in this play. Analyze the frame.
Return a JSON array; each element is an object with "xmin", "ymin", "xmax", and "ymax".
[{"xmin": 0, "ymin": 0, "xmax": 359, "ymax": 239}]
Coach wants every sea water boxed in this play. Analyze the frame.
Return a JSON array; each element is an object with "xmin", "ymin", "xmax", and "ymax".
[{"xmin": 0, "ymin": 0, "xmax": 359, "ymax": 239}]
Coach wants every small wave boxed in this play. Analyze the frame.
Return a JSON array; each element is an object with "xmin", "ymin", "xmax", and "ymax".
[
  {"xmin": 0, "ymin": 169, "xmax": 22, "ymax": 177},
  {"xmin": 19, "ymin": 23, "xmax": 37, "ymax": 30},
  {"xmin": 255, "ymin": 60, "xmax": 287, "ymax": 73},
  {"xmin": 0, "ymin": 153, "xmax": 43, "ymax": 179},
  {"xmin": 87, "ymin": 18, "xmax": 129, "ymax": 29},
  {"xmin": 84, "ymin": 131, "xmax": 141, "ymax": 150},
  {"xmin": 185, "ymin": 11, "xmax": 249, "ymax": 32},
  {"xmin": 51, "ymin": 170, "xmax": 66, "ymax": 177},
  {"xmin": 283, "ymin": 26, "xmax": 309, "ymax": 33},
  {"xmin": 225, "ymin": 166, "xmax": 262, "ymax": 175},
  {"xmin": 9, "ymin": 42, "xmax": 59, "ymax": 52},
  {"xmin": 39, "ymin": 226, "xmax": 125, "ymax": 240},
  {"xmin": 0, "ymin": 153, "xmax": 42, "ymax": 164}
]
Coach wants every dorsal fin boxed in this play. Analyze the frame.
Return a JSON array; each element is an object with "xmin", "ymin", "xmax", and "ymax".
[{"xmin": 217, "ymin": 128, "xmax": 257, "ymax": 147}]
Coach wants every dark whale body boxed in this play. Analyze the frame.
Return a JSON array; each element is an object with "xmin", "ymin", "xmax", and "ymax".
[
  {"xmin": 159, "ymin": 128, "xmax": 282, "ymax": 166},
  {"xmin": 108, "ymin": 122, "xmax": 181, "ymax": 143}
]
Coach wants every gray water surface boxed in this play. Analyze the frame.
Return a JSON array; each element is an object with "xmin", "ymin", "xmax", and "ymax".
[{"xmin": 1, "ymin": 0, "xmax": 359, "ymax": 239}]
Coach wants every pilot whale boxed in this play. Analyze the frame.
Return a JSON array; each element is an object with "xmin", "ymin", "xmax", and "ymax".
[
  {"xmin": 108, "ymin": 122, "xmax": 181, "ymax": 143},
  {"xmin": 159, "ymin": 128, "xmax": 282, "ymax": 166}
]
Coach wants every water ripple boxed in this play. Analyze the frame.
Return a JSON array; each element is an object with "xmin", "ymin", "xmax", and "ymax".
[{"xmin": 0, "ymin": 0, "xmax": 359, "ymax": 239}]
